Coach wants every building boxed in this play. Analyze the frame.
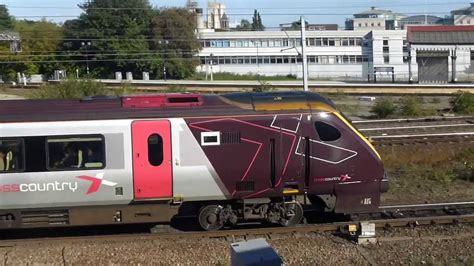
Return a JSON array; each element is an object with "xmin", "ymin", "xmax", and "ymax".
[
  {"xmin": 280, "ymin": 23, "xmax": 338, "ymax": 31},
  {"xmin": 400, "ymin": 15, "xmax": 446, "ymax": 29},
  {"xmin": 206, "ymin": 1, "xmax": 229, "ymax": 30},
  {"xmin": 407, "ymin": 25, "xmax": 474, "ymax": 83},
  {"xmin": 197, "ymin": 29, "xmax": 409, "ymax": 82},
  {"xmin": 345, "ymin": 7, "xmax": 405, "ymax": 31},
  {"xmin": 451, "ymin": 3, "xmax": 474, "ymax": 25}
]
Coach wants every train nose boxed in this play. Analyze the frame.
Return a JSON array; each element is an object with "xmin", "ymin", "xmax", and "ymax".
[{"xmin": 380, "ymin": 172, "xmax": 389, "ymax": 193}]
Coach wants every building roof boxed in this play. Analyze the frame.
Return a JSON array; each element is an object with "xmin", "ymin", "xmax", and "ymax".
[
  {"xmin": 401, "ymin": 15, "xmax": 442, "ymax": 24},
  {"xmin": 407, "ymin": 25, "xmax": 474, "ymax": 44},
  {"xmin": 355, "ymin": 7, "xmax": 393, "ymax": 16},
  {"xmin": 451, "ymin": 3, "xmax": 474, "ymax": 14}
]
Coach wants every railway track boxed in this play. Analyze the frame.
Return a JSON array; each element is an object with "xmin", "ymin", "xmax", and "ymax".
[
  {"xmin": 0, "ymin": 202, "xmax": 473, "ymax": 247},
  {"xmin": 353, "ymin": 116, "xmax": 474, "ymax": 145}
]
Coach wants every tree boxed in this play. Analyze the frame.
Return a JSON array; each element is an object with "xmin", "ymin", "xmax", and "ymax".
[
  {"xmin": 152, "ymin": 8, "xmax": 200, "ymax": 79},
  {"xmin": 0, "ymin": 5, "xmax": 13, "ymax": 31},
  {"xmin": 251, "ymin": 10, "xmax": 265, "ymax": 31},
  {"xmin": 61, "ymin": 0, "xmax": 160, "ymax": 78},
  {"xmin": 235, "ymin": 19, "xmax": 252, "ymax": 31},
  {"xmin": 0, "ymin": 19, "xmax": 63, "ymax": 81}
]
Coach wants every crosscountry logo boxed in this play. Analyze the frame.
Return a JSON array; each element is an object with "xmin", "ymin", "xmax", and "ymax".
[{"xmin": 76, "ymin": 173, "xmax": 117, "ymax": 194}]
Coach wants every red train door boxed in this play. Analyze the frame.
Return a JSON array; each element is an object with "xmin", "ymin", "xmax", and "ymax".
[{"xmin": 132, "ymin": 120, "xmax": 172, "ymax": 199}]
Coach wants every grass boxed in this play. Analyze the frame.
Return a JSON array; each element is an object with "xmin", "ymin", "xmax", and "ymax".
[{"xmin": 380, "ymin": 144, "xmax": 474, "ymax": 203}]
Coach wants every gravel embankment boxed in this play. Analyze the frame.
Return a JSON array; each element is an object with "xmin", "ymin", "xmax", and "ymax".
[{"xmin": 1, "ymin": 224, "xmax": 472, "ymax": 265}]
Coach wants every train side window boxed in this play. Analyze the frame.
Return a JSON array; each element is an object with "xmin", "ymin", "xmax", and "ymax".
[
  {"xmin": 47, "ymin": 136, "xmax": 105, "ymax": 171},
  {"xmin": 314, "ymin": 121, "xmax": 341, "ymax": 142},
  {"xmin": 148, "ymin": 134, "xmax": 163, "ymax": 166},
  {"xmin": 0, "ymin": 139, "xmax": 24, "ymax": 173}
]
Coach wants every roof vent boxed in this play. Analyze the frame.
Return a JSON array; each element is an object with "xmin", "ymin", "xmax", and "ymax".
[{"xmin": 122, "ymin": 94, "xmax": 203, "ymax": 108}]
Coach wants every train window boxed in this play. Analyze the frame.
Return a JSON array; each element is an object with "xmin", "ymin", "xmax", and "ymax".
[
  {"xmin": 47, "ymin": 136, "xmax": 105, "ymax": 170},
  {"xmin": 314, "ymin": 122, "xmax": 341, "ymax": 142},
  {"xmin": 0, "ymin": 139, "xmax": 24, "ymax": 173},
  {"xmin": 201, "ymin": 132, "xmax": 221, "ymax": 146},
  {"xmin": 148, "ymin": 134, "xmax": 163, "ymax": 166}
]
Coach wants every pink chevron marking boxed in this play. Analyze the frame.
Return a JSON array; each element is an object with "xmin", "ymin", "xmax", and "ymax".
[
  {"xmin": 239, "ymin": 138, "xmax": 263, "ymax": 181},
  {"xmin": 189, "ymin": 116, "xmax": 299, "ymax": 196}
]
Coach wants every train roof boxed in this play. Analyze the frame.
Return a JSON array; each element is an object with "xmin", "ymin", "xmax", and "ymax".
[{"xmin": 0, "ymin": 91, "xmax": 338, "ymax": 123}]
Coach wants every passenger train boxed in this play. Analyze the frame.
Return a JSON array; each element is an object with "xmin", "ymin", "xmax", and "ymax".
[{"xmin": 0, "ymin": 91, "xmax": 387, "ymax": 231}]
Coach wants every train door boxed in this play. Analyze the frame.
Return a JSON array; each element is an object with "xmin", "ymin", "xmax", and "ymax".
[{"xmin": 132, "ymin": 120, "xmax": 172, "ymax": 199}]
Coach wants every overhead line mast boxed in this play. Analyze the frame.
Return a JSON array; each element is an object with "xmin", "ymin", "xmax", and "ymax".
[{"xmin": 300, "ymin": 16, "xmax": 309, "ymax": 92}]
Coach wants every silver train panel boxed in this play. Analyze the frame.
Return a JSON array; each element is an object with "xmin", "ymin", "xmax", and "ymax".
[
  {"xmin": 170, "ymin": 118, "xmax": 229, "ymax": 201},
  {"xmin": 0, "ymin": 120, "xmax": 134, "ymax": 209}
]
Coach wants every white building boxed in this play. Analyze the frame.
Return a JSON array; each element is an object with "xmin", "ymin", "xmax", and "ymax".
[
  {"xmin": 452, "ymin": 3, "xmax": 474, "ymax": 25},
  {"xmin": 345, "ymin": 7, "xmax": 405, "ymax": 31},
  {"xmin": 197, "ymin": 29, "xmax": 409, "ymax": 82}
]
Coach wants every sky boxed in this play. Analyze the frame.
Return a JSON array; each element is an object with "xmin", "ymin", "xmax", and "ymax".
[{"xmin": 0, "ymin": 0, "xmax": 471, "ymax": 28}]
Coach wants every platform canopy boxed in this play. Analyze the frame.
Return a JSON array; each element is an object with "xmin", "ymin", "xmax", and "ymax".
[{"xmin": 408, "ymin": 26, "xmax": 474, "ymax": 44}]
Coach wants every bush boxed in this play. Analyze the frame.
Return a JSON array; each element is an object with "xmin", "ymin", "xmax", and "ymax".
[
  {"xmin": 399, "ymin": 96, "xmax": 423, "ymax": 117},
  {"xmin": 30, "ymin": 79, "xmax": 134, "ymax": 99},
  {"xmin": 451, "ymin": 91, "xmax": 474, "ymax": 114},
  {"xmin": 370, "ymin": 98, "xmax": 397, "ymax": 118}
]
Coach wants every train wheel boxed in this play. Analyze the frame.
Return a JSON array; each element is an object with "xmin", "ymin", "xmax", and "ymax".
[
  {"xmin": 198, "ymin": 205, "xmax": 224, "ymax": 231},
  {"xmin": 279, "ymin": 202, "xmax": 304, "ymax": 227}
]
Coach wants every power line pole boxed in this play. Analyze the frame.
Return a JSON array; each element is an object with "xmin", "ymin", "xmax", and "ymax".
[{"xmin": 300, "ymin": 16, "xmax": 309, "ymax": 92}]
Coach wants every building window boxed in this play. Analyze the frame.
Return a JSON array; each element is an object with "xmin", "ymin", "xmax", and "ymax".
[
  {"xmin": 47, "ymin": 136, "xmax": 105, "ymax": 170},
  {"xmin": 384, "ymin": 55, "xmax": 390, "ymax": 63},
  {"xmin": 148, "ymin": 134, "xmax": 163, "ymax": 167},
  {"xmin": 314, "ymin": 122, "xmax": 341, "ymax": 142},
  {"xmin": 0, "ymin": 139, "xmax": 24, "ymax": 173},
  {"xmin": 383, "ymin": 39, "xmax": 389, "ymax": 46},
  {"xmin": 358, "ymin": 23, "xmax": 362, "ymax": 27}
]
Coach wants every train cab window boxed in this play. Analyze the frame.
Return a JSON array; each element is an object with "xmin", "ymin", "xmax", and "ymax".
[
  {"xmin": 148, "ymin": 134, "xmax": 163, "ymax": 166},
  {"xmin": 314, "ymin": 121, "xmax": 341, "ymax": 142},
  {"xmin": 0, "ymin": 139, "xmax": 24, "ymax": 173},
  {"xmin": 47, "ymin": 136, "xmax": 105, "ymax": 170}
]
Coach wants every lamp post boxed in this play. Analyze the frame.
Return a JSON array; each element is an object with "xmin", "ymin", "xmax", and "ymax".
[
  {"xmin": 81, "ymin": 41, "xmax": 91, "ymax": 76},
  {"xmin": 210, "ymin": 53, "xmax": 214, "ymax": 81},
  {"xmin": 159, "ymin": 40, "xmax": 169, "ymax": 80}
]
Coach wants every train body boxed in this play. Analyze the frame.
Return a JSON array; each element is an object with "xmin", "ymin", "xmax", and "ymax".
[{"xmin": 0, "ymin": 92, "xmax": 387, "ymax": 230}]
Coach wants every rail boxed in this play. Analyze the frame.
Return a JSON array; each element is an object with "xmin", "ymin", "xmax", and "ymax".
[{"xmin": 0, "ymin": 201, "xmax": 473, "ymax": 246}]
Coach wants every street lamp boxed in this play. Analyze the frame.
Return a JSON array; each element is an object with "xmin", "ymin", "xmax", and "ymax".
[{"xmin": 81, "ymin": 41, "xmax": 92, "ymax": 76}]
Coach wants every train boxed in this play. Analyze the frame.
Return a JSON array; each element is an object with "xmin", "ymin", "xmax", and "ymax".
[{"xmin": 0, "ymin": 91, "xmax": 387, "ymax": 231}]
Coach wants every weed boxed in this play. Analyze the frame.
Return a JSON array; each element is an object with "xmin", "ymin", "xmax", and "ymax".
[
  {"xmin": 29, "ymin": 79, "xmax": 136, "ymax": 99},
  {"xmin": 370, "ymin": 97, "xmax": 397, "ymax": 118},
  {"xmin": 167, "ymin": 85, "xmax": 187, "ymax": 93},
  {"xmin": 399, "ymin": 96, "xmax": 423, "ymax": 117},
  {"xmin": 451, "ymin": 91, "xmax": 474, "ymax": 114}
]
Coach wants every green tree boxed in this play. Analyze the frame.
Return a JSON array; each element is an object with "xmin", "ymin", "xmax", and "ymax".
[
  {"xmin": 0, "ymin": 19, "xmax": 63, "ymax": 81},
  {"xmin": 152, "ymin": 8, "xmax": 200, "ymax": 79},
  {"xmin": 0, "ymin": 5, "xmax": 13, "ymax": 31},
  {"xmin": 235, "ymin": 19, "xmax": 252, "ymax": 31},
  {"xmin": 251, "ymin": 10, "xmax": 265, "ymax": 31},
  {"xmin": 61, "ymin": 0, "xmax": 160, "ymax": 78}
]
